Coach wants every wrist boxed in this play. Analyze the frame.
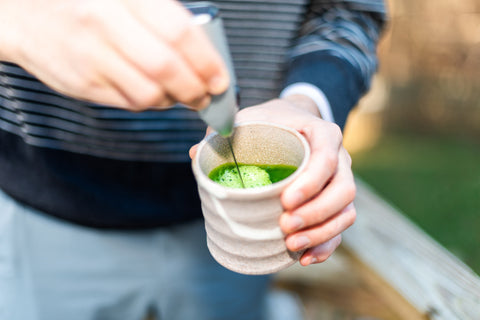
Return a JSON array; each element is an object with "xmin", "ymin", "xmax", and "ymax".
[
  {"xmin": 280, "ymin": 82, "xmax": 335, "ymax": 123},
  {"xmin": 281, "ymin": 94, "xmax": 322, "ymax": 119}
]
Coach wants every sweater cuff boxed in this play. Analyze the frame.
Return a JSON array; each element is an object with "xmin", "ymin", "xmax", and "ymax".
[{"xmin": 283, "ymin": 52, "xmax": 364, "ymax": 130}]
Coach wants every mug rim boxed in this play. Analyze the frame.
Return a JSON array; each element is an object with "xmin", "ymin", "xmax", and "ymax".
[{"xmin": 192, "ymin": 121, "xmax": 311, "ymax": 200}]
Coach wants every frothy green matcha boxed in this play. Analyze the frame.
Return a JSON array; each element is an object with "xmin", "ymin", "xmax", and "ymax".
[{"xmin": 209, "ymin": 163, "xmax": 297, "ymax": 189}]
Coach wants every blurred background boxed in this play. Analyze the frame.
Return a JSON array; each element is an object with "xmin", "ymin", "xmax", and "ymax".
[{"xmin": 343, "ymin": 0, "xmax": 480, "ymax": 274}]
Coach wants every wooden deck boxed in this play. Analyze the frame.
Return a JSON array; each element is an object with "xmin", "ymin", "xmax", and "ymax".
[{"xmin": 274, "ymin": 178, "xmax": 480, "ymax": 320}]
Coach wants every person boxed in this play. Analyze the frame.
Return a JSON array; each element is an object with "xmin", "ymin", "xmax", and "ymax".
[{"xmin": 0, "ymin": 0, "xmax": 386, "ymax": 319}]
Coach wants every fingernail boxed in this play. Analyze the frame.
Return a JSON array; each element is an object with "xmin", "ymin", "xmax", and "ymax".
[
  {"xmin": 208, "ymin": 75, "xmax": 228, "ymax": 95},
  {"xmin": 291, "ymin": 236, "xmax": 310, "ymax": 251},
  {"xmin": 300, "ymin": 255, "xmax": 318, "ymax": 266},
  {"xmin": 287, "ymin": 215, "xmax": 304, "ymax": 232},
  {"xmin": 300, "ymin": 255, "xmax": 312, "ymax": 266}
]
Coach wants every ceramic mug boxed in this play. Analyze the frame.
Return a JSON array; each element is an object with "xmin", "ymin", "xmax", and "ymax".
[{"xmin": 192, "ymin": 121, "xmax": 310, "ymax": 275}]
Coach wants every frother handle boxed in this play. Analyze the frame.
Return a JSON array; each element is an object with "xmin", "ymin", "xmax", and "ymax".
[{"xmin": 192, "ymin": 7, "xmax": 238, "ymax": 137}]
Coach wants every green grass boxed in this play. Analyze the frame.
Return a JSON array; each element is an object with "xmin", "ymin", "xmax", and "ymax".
[{"xmin": 351, "ymin": 132, "xmax": 480, "ymax": 274}]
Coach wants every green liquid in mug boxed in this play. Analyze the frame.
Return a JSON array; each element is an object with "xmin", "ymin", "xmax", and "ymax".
[{"xmin": 209, "ymin": 163, "xmax": 297, "ymax": 189}]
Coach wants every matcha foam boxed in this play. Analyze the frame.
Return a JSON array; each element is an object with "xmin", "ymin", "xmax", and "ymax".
[{"xmin": 215, "ymin": 165, "xmax": 272, "ymax": 189}]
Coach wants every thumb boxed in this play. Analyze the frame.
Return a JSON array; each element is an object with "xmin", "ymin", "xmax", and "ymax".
[
  {"xmin": 190, "ymin": 126, "xmax": 216, "ymax": 159},
  {"xmin": 189, "ymin": 144, "xmax": 199, "ymax": 159}
]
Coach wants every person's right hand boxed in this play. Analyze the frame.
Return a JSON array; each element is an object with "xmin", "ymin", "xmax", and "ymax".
[{"xmin": 0, "ymin": 0, "xmax": 229, "ymax": 110}]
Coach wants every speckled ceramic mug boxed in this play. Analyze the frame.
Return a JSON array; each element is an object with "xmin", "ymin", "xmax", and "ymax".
[{"xmin": 192, "ymin": 121, "xmax": 310, "ymax": 275}]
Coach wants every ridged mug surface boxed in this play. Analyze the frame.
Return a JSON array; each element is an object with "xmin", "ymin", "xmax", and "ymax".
[{"xmin": 192, "ymin": 121, "xmax": 310, "ymax": 275}]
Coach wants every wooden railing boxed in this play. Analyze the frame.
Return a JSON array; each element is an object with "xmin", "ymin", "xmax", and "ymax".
[{"xmin": 276, "ymin": 178, "xmax": 480, "ymax": 320}]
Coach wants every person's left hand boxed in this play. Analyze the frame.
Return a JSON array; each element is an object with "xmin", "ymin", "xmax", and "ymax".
[
  {"xmin": 190, "ymin": 95, "xmax": 356, "ymax": 266},
  {"xmin": 232, "ymin": 95, "xmax": 357, "ymax": 266}
]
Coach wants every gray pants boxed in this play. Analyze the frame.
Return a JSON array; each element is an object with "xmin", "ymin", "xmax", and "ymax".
[{"xmin": 0, "ymin": 190, "xmax": 271, "ymax": 320}]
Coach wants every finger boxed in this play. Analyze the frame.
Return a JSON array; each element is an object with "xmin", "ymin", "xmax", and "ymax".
[
  {"xmin": 93, "ymin": 1, "xmax": 211, "ymax": 109},
  {"xmin": 299, "ymin": 234, "xmax": 342, "ymax": 266},
  {"xmin": 189, "ymin": 144, "xmax": 199, "ymax": 159},
  {"xmin": 126, "ymin": 0, "xmax": 229, "ymax": 94},
  {"xmin": 68, "ymin": 76, "xmax": 132, "ymax": 109},
  {"xmin": 33, "ymin": 55, "xmax": 133, "ymax": 108},
  {"xmin": 148, "ymin": 96, "xmax": 176, "ymax": 109},
  {"xmin": 280, "ymin": 147, "xmax": 356, "ymax": 233},
  {"xmin": 88, "ymin": 39, "xmax": 169, "ymax": 110},
  {"xmin": 56, "ymin": 26, "xmax": 163, "ymax": 109},
  {"xmin": 282, "ymin": 122, "xmax": 343, "ymax": 210},
  {"xmin": 189, "ymin": 125, "xmax": 216, "ymax": 159},
  {"xmin": 284, "ymin": 202, "xmax": 356, "ymax": 252}
]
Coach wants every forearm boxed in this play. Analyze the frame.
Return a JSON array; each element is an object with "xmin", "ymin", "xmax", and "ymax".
[
  {"xmin": 284, "ymin": 53, "xmax": 361, "ymax": 129},
  {"xmin": 284, "ymin": 1, "xmax": 387, "ymax": 129},
  {"xmin": 292, "ymin": 2, "xmax": 386, "ymax": 87}
]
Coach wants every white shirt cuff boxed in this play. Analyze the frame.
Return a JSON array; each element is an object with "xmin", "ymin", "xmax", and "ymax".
[{"xmin": 279, "ymin": 83, "xmax": 335, "ymax": 123}]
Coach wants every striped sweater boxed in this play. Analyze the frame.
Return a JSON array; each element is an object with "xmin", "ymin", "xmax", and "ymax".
[{"xmin": 0, "ymin": 0, "xmax": 386, "ymax": 228}]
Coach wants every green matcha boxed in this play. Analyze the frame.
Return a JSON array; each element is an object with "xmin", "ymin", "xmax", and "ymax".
[{"xmin": 209, "ymin": 163, "xmax": 297, "ymax": 189}]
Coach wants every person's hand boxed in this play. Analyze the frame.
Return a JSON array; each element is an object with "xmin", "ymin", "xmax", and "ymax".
[
  {"xmin": 233, "ymin": 95, "xmax": 357, "ymax": 266},
  {"xmin": 0, "ymin": 0, "xmax": 229, "ymax": 110}
]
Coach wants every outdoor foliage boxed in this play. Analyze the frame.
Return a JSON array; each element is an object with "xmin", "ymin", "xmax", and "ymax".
[{"xmin": 352, "ymin": 132, "xmax": 480, "ymax": 274}]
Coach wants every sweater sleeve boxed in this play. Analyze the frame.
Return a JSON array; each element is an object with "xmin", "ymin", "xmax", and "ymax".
[{"xmin": 283, "ymin": 1, "xmax": 387, "ymax": 129}]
